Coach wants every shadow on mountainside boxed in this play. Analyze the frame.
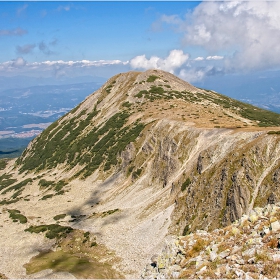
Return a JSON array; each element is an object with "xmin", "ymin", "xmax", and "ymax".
[{"xmin": 65, "ymin": 172, "xmax": 127, "ymax": 230}]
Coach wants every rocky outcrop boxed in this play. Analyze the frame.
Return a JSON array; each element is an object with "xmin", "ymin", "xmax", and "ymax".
[
  {"xmin": 142, "ymin": 203, "xmax": 280, "ymax": 279},
  {"xmin": 171, "ymin": 132, "xmax": 280, "ymax": 234}
]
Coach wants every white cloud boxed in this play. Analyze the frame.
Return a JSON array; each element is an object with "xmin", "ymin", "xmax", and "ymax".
[
  {"xmin": 0, "ymin": 58, "xmax": 129, "ymax": 75},
  {"xmin": 12, "ymin": 57, "xmax": 26, "ymax": 67},
  {"xmin": 179, "ymin": 68, "xmax": 206, "ymax": 83},
  {"xmin": 206, "ymin": 56, "xmax": 224, "ymax": 60},
  {"xmin": 130, "ymin": 49, "xmax": 189, "ymax": 74},
  {"xmin": 0, "ymin": 57, "xmax": 131, "ymax": 79},
  {"xmin": 31, "ymin": 59, "xmax": 128, "ymax": 68},
  {"xmin": 158, "ymin": 1, "xmax": 280, "ymax": 72},
  {"xmin": 194, "ymin": 57, "xmax": 204, "ymax": 61},
  {"xmin": 0, "ymin": 57, "xmax": 27, "ymax": 71}
]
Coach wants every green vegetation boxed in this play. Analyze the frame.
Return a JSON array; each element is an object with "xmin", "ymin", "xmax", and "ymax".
[
  {"xmin": 41, "ymin": 194, "xmax": 54, "ymax": 200},
  {"xmin": 25, "ymin": 224, "xmax": 73, "ymax": 239},
  {"xmin": 181, "ymin": 178, "xmax": 191, "ymax": 192},
  {"xmin": 132, "ymin": 168, "xmax": 142, "ymax": 178},
  {"xmin": 135, "ymin": 86, "xmax": 168, "ymax": 101},
  {"xmin": 138, "ymin": 83, "xmax": 280, "ymax": 128},
  {"xmin": 104, "ymin": 81, "xmax": 116, "ymax": 94},
  {"xmin": 267, "ymin": 131, "xmax": 280, "ymax": 135},
  {"xmin": 0, "ymin": 174, "xmax": 17, "ymax": 192},
  {"xmin": 149, "ymin": 86, "xmax": 164, "ymax": 95},
  {"xmin": 122, "ymin": 101, "xmax": 132, "ymax": 108},
  {"xmin": 7, "ymin": 209, "xmax": 27, "ymax": 224},
  {"xmin": 16, "ymin": 108, "xmax": 99, "ymax": 171},
  {"xmin": 146, "ymin": 75, "xmax": 159, "ymax": 82},
  {"xmin": 135, "ymin": 90, "xmax": 148, "ymax": 98},
  {"xmin": 25, "ymin": 250, "xmax": 95, "ymax": 277},
  {"xmin": 127, "ymin": 166, "xmax": 134, "ymax": 175},
  {"xmin": 183, "ymin": 224, "xmax": 191, "ymax": 236},
  {"xmin": 101, "ymin": 209, "xmax": 119, "ymax": 217},
  {"xmin": 39, "ymin": 180, "xmax": 67, "ymax": 200},
  {"xmin": 39, "ymin": 179, "xmax": 67, "ymax": 191},
  {"xmin": 0, "ymin": 198, "xmax": 20, "ymax": 205},
  {"xmin": 0, "ymin": 159, "xmax": 8, "ymax": 170},
  {"xmin": 24, "ymin": 229, "xmax": 123, "ymax": 278},
  {"xmin": 17, "ymin": 107, "xmax": 145, "ymax": 178},
  {"xmin": 38, "ymin": 179, "xmax": 54, "ymax": 188},
  {"xmin": 195, "ymin": 91, "xmax": 280, "ymax": 127},
  {"xmin": 1, "ymin": 178, "xmax": 32, "ymax": 200},
  {"xmin": 53, "ymin": 214, "xmax": 67, "ymax": 221}
]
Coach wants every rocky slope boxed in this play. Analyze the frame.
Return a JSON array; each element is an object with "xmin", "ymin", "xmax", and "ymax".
[
  {"xmin": 0, "ymin": 69, "xmax": 280, "ymax": 278},
  {"xmin": 142, "ymin": 203, "xmax": 280, "ymax": 279}
]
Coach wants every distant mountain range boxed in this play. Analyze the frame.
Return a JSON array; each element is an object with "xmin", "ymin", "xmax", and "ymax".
[
  {"xmin": 0, "ymin": 75, "xmax": 106, "ymax": 92},
  {"xmin": 0, "ymin": 80, "xmax": 105, "ymax": 156},
  {"xmin": 194, "ymin": 69, "xmax": 280, "ymax": 113}
]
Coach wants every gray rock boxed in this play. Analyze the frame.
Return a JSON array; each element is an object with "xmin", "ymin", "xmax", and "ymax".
[
  {"xmin": 245, "ymin": 272, "xmax": 255, "ymax": 279},
  {"xmin": 170, "ymin": 264, "xmax": 181, "ymax": 272},
  {"xmin": 175, "ymin": 254, "xmax": 183, "ymax": 264},
  {"xmin": 248, "ymin": 257, "xmax": 256, "ymax": 264},
  {"xmin": 211, "ymin": 244, "xmax": 219, "ymax": 253},
  {"xmin": 236, "ymin": 258, "xmax": 245, "ymax": 265},
  {"xmin": 171, "ymin": 271, "xmax": 180, "ymax": 279},
  {"xmin": 210, "ymin": 250, "xmax": 218, "ymax": 261},
  {"xmin": 272, "ymin": 254, "xmax": 280, "ymax": 262},
  {"xmin": 196, "ymin": 265, "xmax": 207, "ymax": 275},
  {"xmin": 195, "ymin": 255, "xmax": 204, "ymax": 269},
  {"xmin": 219, "ymin": 249, "xmax": 230, "ymax": 259},
  {"xmin": 271, "ymin": 220, "xmax": 280, "ymax": 232},
  {"xmin": 242, "ymin": 248, "xmax": 255, "ymax": 258},
  {"xmin": 235, "ymin": 269, "xmax": 244, "ymax": 277},
  {"xmin": 151, "ymin": 254, "xmax": 158, "ymax": 263},
  {"xmin": 231, "ymin": 246, "xmax": 241, "ymax": 254}
]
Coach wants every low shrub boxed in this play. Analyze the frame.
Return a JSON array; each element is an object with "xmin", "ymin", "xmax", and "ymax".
[
  {"xmin": 25, "ymin": 224, "xmax": 73, "ymax": 239},
  {"xmin": 181, "ymin": 178, "xmax": 191, "ymax": 192},
  {"xmin": 146, "ymin": 75, "xmax": 159, "ymax": 82},
  {"xmin": 53, "ymin": 214, "xmax": 66, "ymax": 221},
  {"xmin": 7, "ymin": 209, "xmax": 27, "ymax": 224}
]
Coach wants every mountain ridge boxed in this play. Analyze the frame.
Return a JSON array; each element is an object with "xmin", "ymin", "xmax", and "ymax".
[{"xmin": 1, "ymin": 69, "xmax": 280, "ymax": 278}]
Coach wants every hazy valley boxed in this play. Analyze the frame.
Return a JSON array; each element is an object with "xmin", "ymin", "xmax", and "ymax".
[{"xmin": 0, "ymin": 80, "xmax": 104, "ymax": 157}]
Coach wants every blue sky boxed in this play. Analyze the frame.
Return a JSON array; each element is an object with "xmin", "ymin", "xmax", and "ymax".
[
  {"xmin": 1, "ymin": 1, "xmax": 280, "ymax": 86},
  {"xmin": 1, "ymin": 2, "xmax": 196, "ymax": 61}
]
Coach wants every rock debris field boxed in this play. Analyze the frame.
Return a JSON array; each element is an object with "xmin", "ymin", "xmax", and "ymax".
[{"xmin": 142, "ymin": 203, "xmax": 280, "ymax": 279}]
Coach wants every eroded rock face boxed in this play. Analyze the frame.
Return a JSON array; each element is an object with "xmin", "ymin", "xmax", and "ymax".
[
  {"xmin": 171, "ymin": 131, "xmax": 280, "ymax": 234},
  {"xmin": 223, "ymin": 170, "xmax": 251, "ymax": 224}
]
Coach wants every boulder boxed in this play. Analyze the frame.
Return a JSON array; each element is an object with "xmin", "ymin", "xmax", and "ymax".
[
  {"xmin": 242, "ymin": 248, "xmax": 255, "ymax": 258},
  {"xmin": 271, "ymin": 220, "xmax": 280, "ymax": 232},
  {"xmin": 219, "ymin": 249, "xmax": 230, "ymax": 259},
  {"xmin": 210, "ymin": 251, "xmax": 218, "ymax": 261}
]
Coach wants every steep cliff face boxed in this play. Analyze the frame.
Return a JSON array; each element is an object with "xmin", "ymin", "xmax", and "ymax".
[
  {"xmin": 170, "ymin": 131, "xmax": 280, "ymax": 235},
  {"xmin": 1, "ymin": 69, "xmax": 280, "ymax": 278}
]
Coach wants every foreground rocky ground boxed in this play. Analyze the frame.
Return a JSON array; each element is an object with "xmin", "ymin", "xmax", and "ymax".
[{"xmin": 143, "ymin": 203, "xmax": 280, "ymax": 279}]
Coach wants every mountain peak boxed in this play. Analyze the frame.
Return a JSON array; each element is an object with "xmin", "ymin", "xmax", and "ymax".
[
  {"xmin": 16, "ymin": 70, "xmax": 280, "ymax": 177},
  {"xmin": 1, "ymin": 70, "xmax": 280, "ymax": 278}
]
